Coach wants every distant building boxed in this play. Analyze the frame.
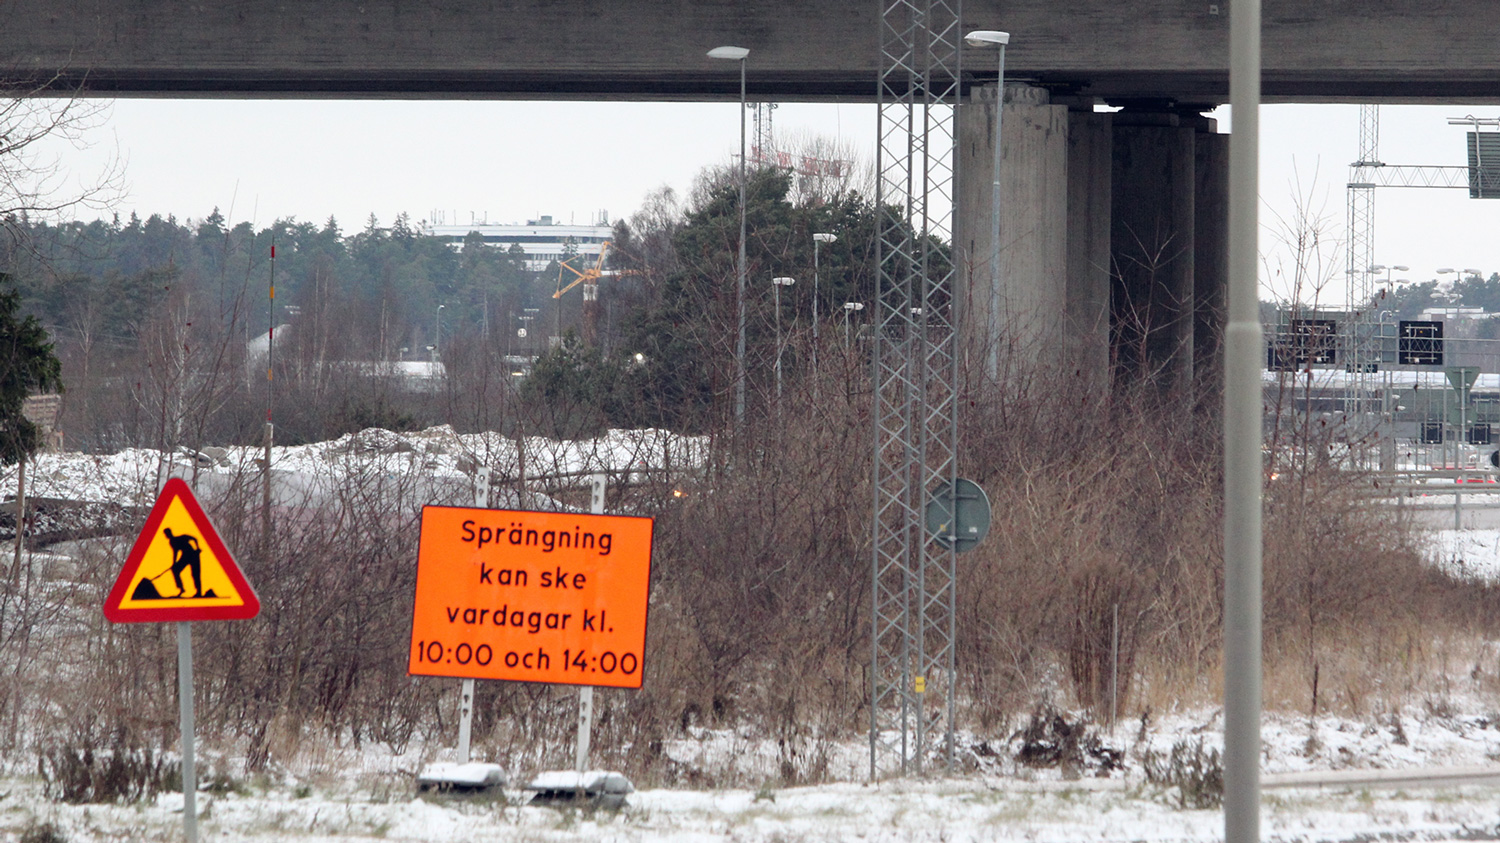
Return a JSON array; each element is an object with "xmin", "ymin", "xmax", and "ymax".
[
  {"xmin": 421, "ymin": 213, "xmax": 612, "ymax": 271},
  {"xmin": 1420, "ymin": 306, "xmax": 1490, "ymax": 321}
]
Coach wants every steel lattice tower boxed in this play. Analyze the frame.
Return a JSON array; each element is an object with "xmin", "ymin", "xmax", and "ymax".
[
  {"xmin": 870, "ymin": 0, "xmax": 961, "ymax": 778},
  {"xmin": 1345, "ymin": 104, "xmax": 1380, "ymax": 448}
]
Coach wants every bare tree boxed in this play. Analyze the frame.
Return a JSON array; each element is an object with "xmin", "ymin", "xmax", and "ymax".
[{"xmin": 0, "ymin": 77, "xmax": 121, "ymax": 233}]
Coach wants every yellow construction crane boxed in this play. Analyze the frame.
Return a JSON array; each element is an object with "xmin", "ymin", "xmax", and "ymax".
[
  {"xmin": 551, "ymin": 241, "xmax": 639, "ymax": 344},
  {"xmin": 553, "ymin": 241, "xmax": 615, "ymax": 303}
]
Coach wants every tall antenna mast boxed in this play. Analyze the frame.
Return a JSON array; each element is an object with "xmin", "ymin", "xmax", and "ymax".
[{"xmin": 1345, "ymin": 104, "xmax": 1380, "ymax": 458}]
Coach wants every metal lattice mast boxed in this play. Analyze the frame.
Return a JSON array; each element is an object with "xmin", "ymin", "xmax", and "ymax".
[
  {"xmin": 1346, "ymin": 104, "xmax": 1379, "ymax": 448},
  {"xmin": 871, "ymin": 0, "xmax": 961, "ymax": 779}
]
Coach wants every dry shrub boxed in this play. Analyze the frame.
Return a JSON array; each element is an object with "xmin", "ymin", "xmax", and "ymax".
[
  {"xmin": 37, "ymin": 720, "xmax": 176, "ymax": 804},
  {"xmin": 14, "ymin": 326, "xmax": 1500, "ymax": 787},
  {"xmin": 956, "ymin": 373, "xmax": 1224, "ymax": 726}
]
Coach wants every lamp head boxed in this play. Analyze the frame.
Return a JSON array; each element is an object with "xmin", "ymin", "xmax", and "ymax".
[
  {"xmin": 1392, "ymin": 265, "xmax": 1410, "ymax": 272},
  {"xmin": 773, "ymin": 276, "xmax": 796, "ymax": 286},
  {"xmin": 708, "ymin": 46, "xmax": 750, "ymax": 60},
  {"xmin": 1438, "ymin": 267, "xmax": 1456, "ymax": 274},
  {"xmin": 813, "ymin": 233, "xmax": 838, "ymax": 243},
  {"xmin": 964, "ymin": 30, "xmax": 1010, "ymax": 47}
]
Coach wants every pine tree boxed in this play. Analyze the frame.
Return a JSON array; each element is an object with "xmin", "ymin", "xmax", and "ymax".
[{"xmin": 0, "ymin": 274, "xmax": 62, "ymax": 465}]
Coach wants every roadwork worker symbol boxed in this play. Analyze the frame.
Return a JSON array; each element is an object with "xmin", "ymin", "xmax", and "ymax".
[{"xmin": 130, "ymin": 528, "xmax": 214, "ymax": 600}]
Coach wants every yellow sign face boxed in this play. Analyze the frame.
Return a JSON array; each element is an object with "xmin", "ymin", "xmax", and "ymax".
[
  {"xmin": 103, "ymin": 477, "xmax": 259, "ymax": 623},
  {"xmin": 114, "ymin": 496, "xmax": 246, "ymax": 609}
]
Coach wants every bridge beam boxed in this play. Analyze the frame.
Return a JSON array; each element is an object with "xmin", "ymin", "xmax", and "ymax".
[{"xmin": 7, "ymin": 0, "xmax": 1500, "ymax": 101}]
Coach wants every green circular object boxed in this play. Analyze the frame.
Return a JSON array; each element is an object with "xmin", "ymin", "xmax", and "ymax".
[{"xmin": 925, "ymin": 478, "xmax": 991, "ymax": 552}]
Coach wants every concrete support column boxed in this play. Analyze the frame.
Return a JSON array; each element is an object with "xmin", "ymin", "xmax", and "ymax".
[
  {"xmin": 1066, "ymin": 111, "xmax": 1113, "ymax": 387},
  {"xmin": 956, "ymin": 82, "xmax": 1068, "ymax": 379},
  {"xmin": 1193, "ymin": 120, "xmax": 1230, "ymax": 410},
  {"xmin": 1110, "ymin": 110, "xmax": 1197, "ymax": 399}
]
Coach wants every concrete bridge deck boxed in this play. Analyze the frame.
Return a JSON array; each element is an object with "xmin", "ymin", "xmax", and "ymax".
[{"xmin": 1, "ymin": 0, "xmax": 1498, "ymax": 103}]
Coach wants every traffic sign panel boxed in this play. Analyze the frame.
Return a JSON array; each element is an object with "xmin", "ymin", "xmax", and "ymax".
[
  {"xmin": 103, "ymin": 477, "xmax": 259, "ymax": 623},
  {"xmin": 408, "ymin": 505, "xmax": 654, "ymax": 689},
  {"xmin": 925, "ymin": 478, "xmax": 992, "ymax": 552}
]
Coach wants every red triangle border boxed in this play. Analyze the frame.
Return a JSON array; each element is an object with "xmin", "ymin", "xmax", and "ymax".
[{"xmin": 103, "ymin": 477, "xmax": 260, "ymax": 623}]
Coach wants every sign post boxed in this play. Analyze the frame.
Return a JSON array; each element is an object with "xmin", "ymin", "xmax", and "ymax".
[
  {"xmin": 103, "ymin": 477, "xmax": 259, "ymax": 843},
  {"xmin": 455, "ymin": 467, "xmax": 492, "ymax": 763},
  {"xmin": 177, "ymin": 622, "xmax": 196, "ymax": 841},
  {"xmin": 576, "ymin": 473, "xmax": 608, "ymax": 772},
  {"xmin": 1449, "ymin": 366, "xmax": 1481, "ymax": 526}
]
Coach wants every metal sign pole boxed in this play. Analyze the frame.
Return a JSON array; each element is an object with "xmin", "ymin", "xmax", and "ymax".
[
  {"xmin": 1226, "ymin": 0, "xmax": 1264, "ymax": 839},
  {"xmin": 576, "ymin": 472, "xmax": 607, "ymax": 773},
  {"xmin": 177, "ymin": 621, "xmax": 198, "ymax": 843},
  {"xmin": 457, "ymin": 680, "xmax": 475, "ymax": 763},
  {"xmin": 457, "ymin": 466, "xmax": 492, "ymax": 763}
]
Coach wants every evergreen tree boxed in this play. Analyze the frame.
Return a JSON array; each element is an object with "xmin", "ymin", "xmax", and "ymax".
[{"xmin": 0, "ymin": 274, "xmax": 62, "ymax": 465}]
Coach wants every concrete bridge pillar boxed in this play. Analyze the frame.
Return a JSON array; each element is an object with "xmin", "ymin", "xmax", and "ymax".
[
  {"xmin": 956, "ymin": 83, "xmax": 1068, "ymax": 379},
  {"xmin": 1109, "ymin": 107, "xmax": 1197, "ymax": 399},
  {"xmin": 956, "ymin": 93, "xmax": 1227, "ymax": 399},
  {"xmin": 1192, "ymin": 117, "xmax": 1230, "ymax": 409},
  {"xmin": 1066, "ymin": 110, "xmax": 1114, "ymax": 388}
]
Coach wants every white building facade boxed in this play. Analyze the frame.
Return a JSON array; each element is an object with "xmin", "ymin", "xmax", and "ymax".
[{"xmin": 421, "ymin": 214, "xmax": 612, "ymax": 271}]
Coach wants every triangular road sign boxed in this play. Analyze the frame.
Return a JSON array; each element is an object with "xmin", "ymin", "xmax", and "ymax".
[{"xmin": 104, "ymin": 477, "xmax": 259, "ymax": 623}]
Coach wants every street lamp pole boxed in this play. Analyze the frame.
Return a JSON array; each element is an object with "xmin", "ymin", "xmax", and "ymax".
[
  {"xmin": 843, "ymin": 301, "xmax": 864, "ymax": 349},
  {"xmin": 773, "ymin": 277, "xmax": 796, "ymax": 399},
  {"xmin": 710, "ymin": 45, "xmax": 751, "ymax": 426},
  {"xmin": 813, "ymin": 233, "xmax": 837, "ymax": 388},
  {"xmin": 435, "ymin": 304, "xmax": 445, "ymax": 361},
  {"xmin": 1436, "ymin": 267, "xmax": 1481, "ymax": 468},
  {"xmin": 1367, "ymin": 264, "xmax": 1409, "ymax": 301},
  {"xmin": 964, "ymin": 30, "xmax": 1010, "ymax": 379}
]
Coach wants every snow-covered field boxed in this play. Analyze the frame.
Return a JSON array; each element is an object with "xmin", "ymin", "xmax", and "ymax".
[
  {"xmin": 10, "ymin": 707, "xmax": 1500, "ymax": 843},
  {"xmin": 8, "ymin": 430, "xmax": 1500, "ymax": 841}
]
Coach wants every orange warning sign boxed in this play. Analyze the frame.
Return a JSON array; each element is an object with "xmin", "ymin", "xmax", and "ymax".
[
  {"xmin": 103, "ymin": 477, "xmax": 259, "ymax": 623},
  {"xmin": 408, "ymin": 506, "xmax": 654, "ymax": 689}
]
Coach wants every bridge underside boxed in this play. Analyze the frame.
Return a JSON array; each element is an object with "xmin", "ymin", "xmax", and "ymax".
[
  {"xmin": 5, "ymin": 0, "xmax": 1500, "ymax": 104},
  {"xmin": 6, "ymin": 0, "xmax": 1496, "ymax": 399}
]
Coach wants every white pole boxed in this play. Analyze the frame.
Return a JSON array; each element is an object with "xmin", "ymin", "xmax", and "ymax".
[
  {"xmin": 457, "ymin": 680, "xmax": 475, "ymax": 763},
  {"xmin": 1110, "ymin": 603, "xmax": 1119, "ymax": 730},
  {"xmin": 735, "ymin": 56, "xmax": 748, "ymax": 426},
  {"xmin": 457, "ymin": 466, "xmax": 491, "ymax": 763},
  {"xmin": 774, "ymin": 280, "xmax": 784, "ymax": 400},
  {"xmin": 813, "ymin": 238, "xmax": 821, "ymax": 388},
  {"xmin": 986, "ymin": 45, "xmax": 1007, "ymax": 380},
  {"xmin": 576, "ymin": 472, "xmax": 607, "ymax": 772},
  {"xmin": 177, "ymin": 622, "xmax": 198, "ymax": 843},
  {"xmin": 1226, "ymin": 0, "xmax": 1263, "ymax": 839}
]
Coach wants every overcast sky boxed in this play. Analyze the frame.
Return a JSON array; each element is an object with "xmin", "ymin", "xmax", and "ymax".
[{"xmin": 34, "ymin": 98, "xmax": 1500, "ymax": 304}]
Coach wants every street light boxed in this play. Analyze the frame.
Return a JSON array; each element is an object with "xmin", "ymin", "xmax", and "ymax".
[
  {"xmin": 813, "ymin": 232, "xmax": 837, "ymax": 387},
  {"xmin": 1436, "ymin": 267, "xmax": 1482, "ymax": 304},
  {"xmin": 435, "ymin": 304, "xmax": 446, "ymax": 360},
  {"xmin": 709, "ymin": 44, "xmax": 750, "ymax": 425},
  {"xmin": 1366, "ymin": 264, "xmax": 1409, "ymax": 304},
  {"xmin": 964, "ymin": 29, "xmax": 1010, "ymax": 380},
  {"xmin": 772, "ymin": 276, "xmax": 796, "ymax": 399},
  {"xmin": 842, "ymin": 301, "xmax": 864, "ymax": 348}
]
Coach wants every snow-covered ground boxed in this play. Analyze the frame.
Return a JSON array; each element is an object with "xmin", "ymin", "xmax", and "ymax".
[
  {"xmin": 8, "ymin": 430, "xmax": 1500, "ymax": 841},
  {"xmin": 10, "ymin": 708, "xmax": 1500, "ymax": 843}
]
